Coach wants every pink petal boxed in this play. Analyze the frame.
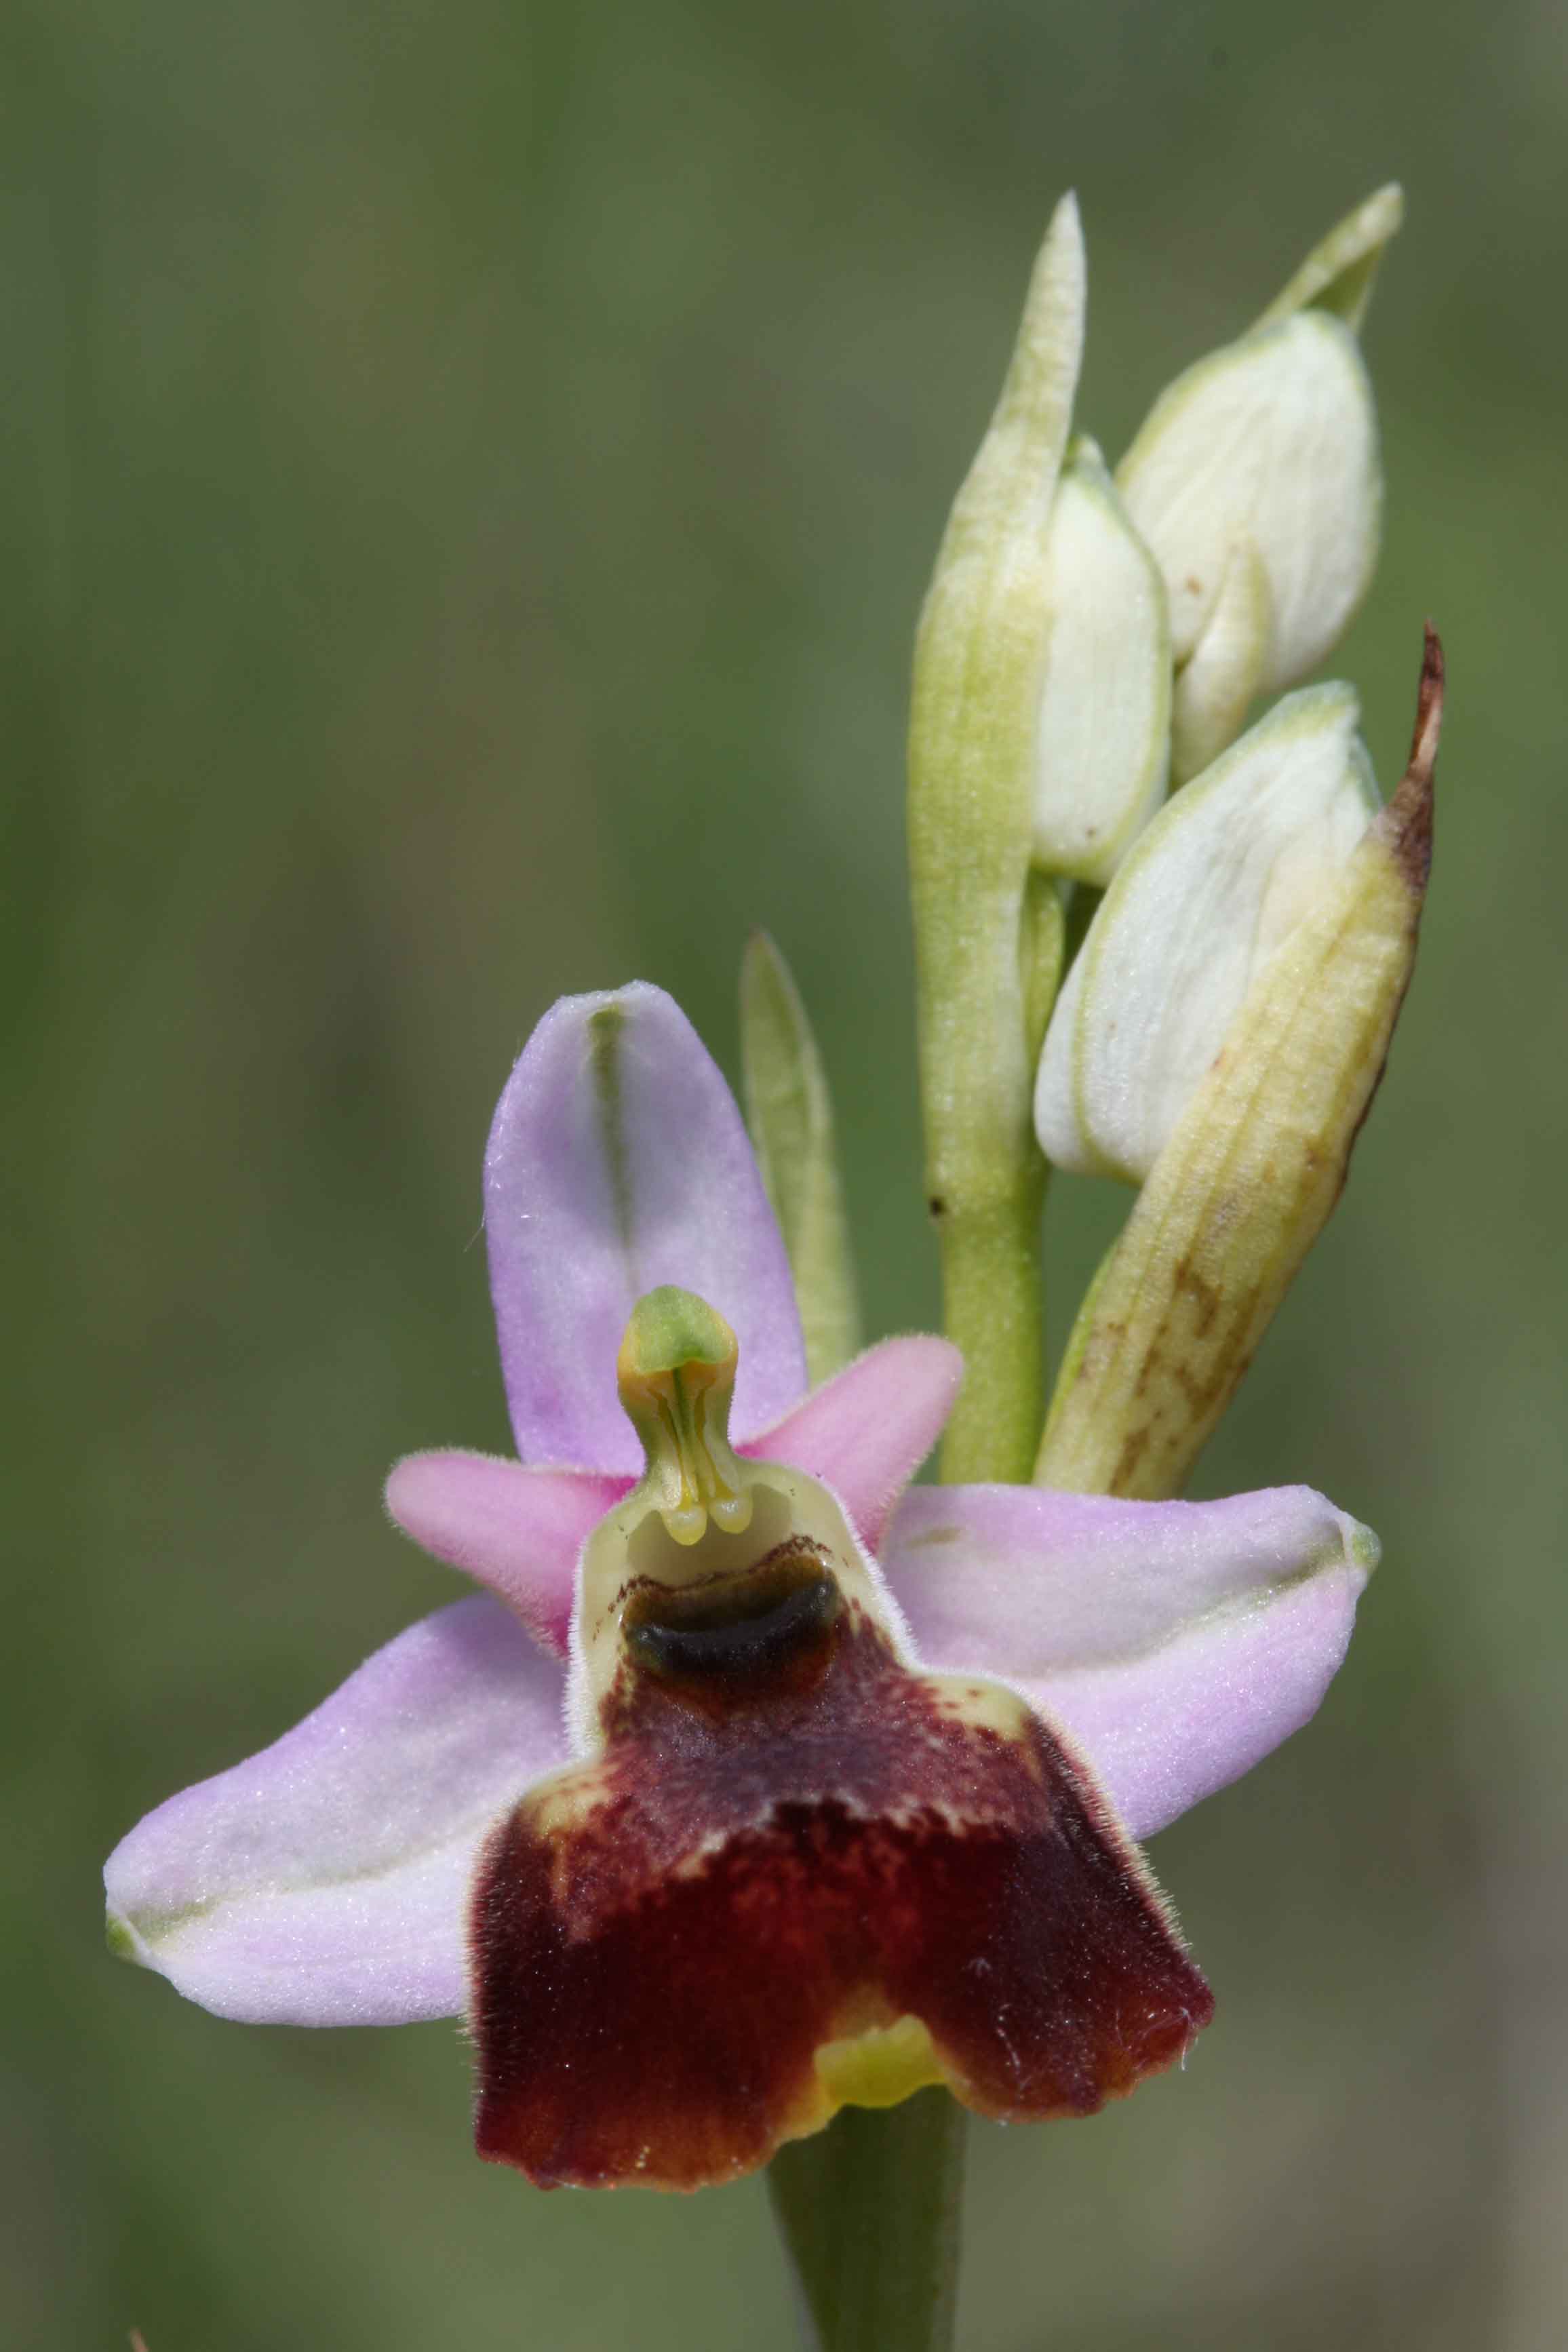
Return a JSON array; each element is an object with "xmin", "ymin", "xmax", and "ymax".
[
  {"xmin": 385, "ymin": 1451, "xmax": 628, "ymax": 1655},
  {"xmin": 485, "ymin": 983, "xmax": 806, "ymax": 1473},
  {"xmin": 104, "ymin": 1597, "xmax": 568, "ymax": 2026},
  {"xmin": 882, "ymin": 1484, "xmax": 1374, "ymax": 1839},
  {"xmin": 744, "ymin": 1337, "xmax": 962, "ymax": 1553}
]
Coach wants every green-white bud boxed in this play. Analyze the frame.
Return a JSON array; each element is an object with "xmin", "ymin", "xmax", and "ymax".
[
  {"xmin": 1031, "ymin": 437, "xmax": 1171, "ymax": 885},
  {"xmin": 1035, "ymin": 683, "xmax": 1378, "ymax": 1182},
  {"xmin": 1116, "ymin": 187, "xmax": 1401, "ymax": 782},
  {"xmin": 1034, "ymin": 629, "xmax": 1442, "ymax": 1501}
]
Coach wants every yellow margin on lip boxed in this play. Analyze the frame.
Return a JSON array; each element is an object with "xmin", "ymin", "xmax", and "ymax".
[{"xmin": 813, "ymin": 2015, "xmax": 948, "ymax": 2115}]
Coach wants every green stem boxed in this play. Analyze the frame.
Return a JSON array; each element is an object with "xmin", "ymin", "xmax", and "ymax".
[
  {"xmin": 934, "ymin": 1175, "xmax": 1047, "ymax": 1485},
  {"xmin": 767, "ymin": 2095, "xmax": 965, "ymax": 2352},
  {"xmin": 935, "ymin": 870, "xmax": 1059, "ymax": 1486}
]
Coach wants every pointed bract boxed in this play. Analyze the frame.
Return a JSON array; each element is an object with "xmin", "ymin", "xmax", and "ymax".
[
  {"xmin": 1036, "ymin": 633, "xmax": 1443, "ymax": 1499},
  {"xmin": 908, "ymin": 192, "xmax": 1086, "ymax": 1479},
  {"xmin": 1255, "ymin": 182, "xmax": 1404, "ymax": 334}
]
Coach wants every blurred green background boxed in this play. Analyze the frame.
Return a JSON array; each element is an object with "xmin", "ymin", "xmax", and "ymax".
[{"xmin": 5, "ymin": 0, "xmax": 1565, "ymax": 2343}]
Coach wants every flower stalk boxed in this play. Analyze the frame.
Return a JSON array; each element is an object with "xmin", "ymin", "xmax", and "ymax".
[{"xmin": 768, "ymin": 2094, "xmax": 963, "ymax": 2352}]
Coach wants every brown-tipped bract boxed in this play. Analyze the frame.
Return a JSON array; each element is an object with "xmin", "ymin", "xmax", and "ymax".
[{"xmin": 1036, "ymin": 629, "xmax": 1443, "ymax": 1499}]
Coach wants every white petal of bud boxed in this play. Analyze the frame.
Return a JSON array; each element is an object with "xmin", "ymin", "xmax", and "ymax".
[
  {"xmin": 1117, "ymin": 311, "xmax": 1379, "ymax": 703},
  {"xmin": 1167, "ymin": 533, "xmax": 1270, "ymax": 785},
  {"xmin": 1031, "ymin": 437, "xmax": 1171, "ymax": 886},
  {"xmin": 1034, "ymin": 682, "xmax": 1379, "ymax": 1181}
]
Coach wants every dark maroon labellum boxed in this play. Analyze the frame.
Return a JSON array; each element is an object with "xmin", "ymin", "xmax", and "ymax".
[{"xmin": 471, "ymin": 1602, "xmax": 1213, "ymax": 2190}]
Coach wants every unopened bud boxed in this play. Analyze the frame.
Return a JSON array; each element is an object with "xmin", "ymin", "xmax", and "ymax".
[
  {"xmin": 1031, "ymin": 437, "xmax": 1171, "ymax": 885},
  {"xmin": 1035, "ymin": 682, "xmax": 1378, "ymax": 1181},
  {"xmin": 1116, "ymin": 187, "xmax": 1401, "ymax": 781},
  {"xmin": 1034, "ymin": 629, "xmax": 1442, "ymax": 1500}
]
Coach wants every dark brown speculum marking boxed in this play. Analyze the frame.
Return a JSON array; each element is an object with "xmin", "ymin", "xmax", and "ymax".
[
  {"xmin": 471, "ymin": 1592, "xmax": 1213, "ymax": 2191},
  {"xmin": 620, "ymin": 1538, "xmax": 841, "ymax": 1708}
]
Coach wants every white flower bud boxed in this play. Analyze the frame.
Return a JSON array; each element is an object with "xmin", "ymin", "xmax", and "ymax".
[
  {"xmin": 1031, "ymin": 437, "xmax": 1171, "ymax": 886},
  {"xmin": 1034, "ymin": 683, "xmax": 1379, "ymax": 1181},
  {"xmin": 1119, "ymin": 313, "xmax": 1378, "ymax": 689},
  {"xmin": 1115, "ymin": 187, "xmax": 1400, "ymax": 783},
  {"xmin": 1036, "ymin": 631, "xmax": 1442, "ymax": 1501}
]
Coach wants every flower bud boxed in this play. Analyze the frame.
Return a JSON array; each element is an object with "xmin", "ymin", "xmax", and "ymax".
[
  {"xmin": 1036, "ymin": 682, "xmax": 1379, "ymax": 1182},
  {"xmin": 1034, "ymin": 630, "xmax": 1442, "ymax": 1501},
  {"xmin": 1031, "ymin": 437, "xmax": 1171, "ymax": 885},
  {"xmin": 1116, "ymin": 187, "xmax": 1401, "ymax": 781}
]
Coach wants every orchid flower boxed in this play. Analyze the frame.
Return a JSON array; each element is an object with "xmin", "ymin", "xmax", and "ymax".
[{"xmin": 106, "ymin": 981, "xmax": 1373, "ymax": 2191}]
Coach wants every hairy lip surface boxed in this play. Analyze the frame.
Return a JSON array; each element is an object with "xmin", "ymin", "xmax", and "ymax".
[{"xmin": 472, "ymin": 1608, "xmax": 1212, "ymax": 2189}]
